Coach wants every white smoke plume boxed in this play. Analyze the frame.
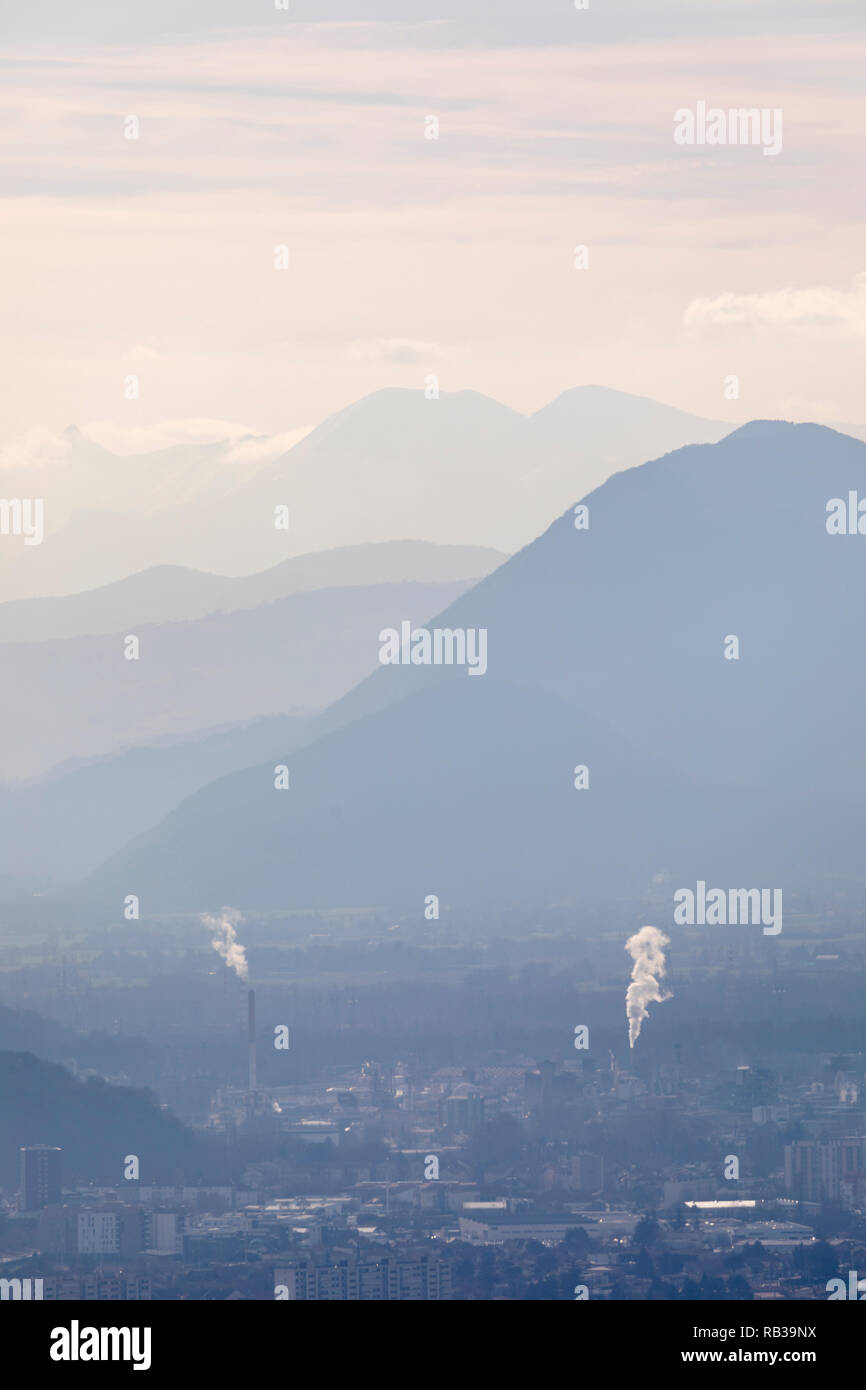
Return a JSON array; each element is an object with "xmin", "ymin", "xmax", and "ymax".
[
  {"xmin": 202, "ymin": 907, "xmax": 248, "ymax": 981},
  {"xmin": 625, "ymin": 925, "xmax": 671, "ymax": 1048}
]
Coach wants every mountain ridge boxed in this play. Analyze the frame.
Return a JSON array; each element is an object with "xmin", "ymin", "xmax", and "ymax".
[
  {"xmin": 0, "ymin": 385, "xmax": 747, "ymax": 599},
  {"xmin": 79, "ymin": 419, "xmax": 866, "ymax": 914}
]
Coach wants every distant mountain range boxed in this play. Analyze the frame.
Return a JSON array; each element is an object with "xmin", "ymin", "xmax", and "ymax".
[
  {"xmin": 0, "ymin": 713, "xmax": 308, "ymax": 883},
  {"xmin": 0, "ymin": 577, "xmax": 476, "ymax": 779},
  {"xmin": 0, "ymin": 539, "xmax": 505, "ymax": 644},
  {"xmin": 0, "ymin": 540, "xmax": 505, "ymax": 878},
  {"xmin": 81, "ymin": 420, "xmax": 866, "ymax": 914},
  {"xmin": 0, "ymin": 386, "xmax": 742, "ymax": 599}
]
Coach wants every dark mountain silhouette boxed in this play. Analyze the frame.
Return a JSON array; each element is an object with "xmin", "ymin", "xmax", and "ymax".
[
  {"xmin": 83, "ymin": 420, "xmax": 866, "ymax": 912},
  {"xmin": 314, "ymin": 420, "xmax": 866, "ymax": 792},
  {"xmin": 86, "ymin": 678, "xmax": 774, "ymax": 913},
  {"xmin": 0, "ymin": 1051, "xmax": 211, "ymax": 1188}
]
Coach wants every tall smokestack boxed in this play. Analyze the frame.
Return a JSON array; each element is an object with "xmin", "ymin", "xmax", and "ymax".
[{"xmin": 248, "ymin": 988, "xmax": 257, "ymax": 1092}]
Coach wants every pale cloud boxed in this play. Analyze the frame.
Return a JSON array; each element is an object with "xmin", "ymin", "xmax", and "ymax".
[
  {"xmin": 80, "ymin": 418, "xmax": 262, "ymax": 455},
  {"xmin": 0, "ymin": 419, "xmax": 314, "ymax": 467},
  {"xmin": 129, "ymin": 344, "xmax": 163, "ymax": 363},
  {"xmin": 223, "ymin": 428, "xmax": 313, "ymax": 463},
  {"xmin": 775, "ymin": 396, "xmax": 843, "ymax": 421},
  {"xmin": 0, "ymin": 0, "xmax": 861, "ymax": 48},
  {"xmin": 348, "ymin": 338, "xmax": 452, "ymax": 365},
  {"xmin": 0, "ymin": 427, "xmax": 70, "ymax": 472},
  {"xmin": 683, "ymin": 272, "xmax": 866, "ymax": 336},
  {"xmin": 0, "ymin": 21, "xmax": 864, "ymax": 437}
]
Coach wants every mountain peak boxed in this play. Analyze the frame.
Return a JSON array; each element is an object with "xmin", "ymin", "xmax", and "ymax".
[{"xmin": 719, "ymin": 419, "xmax": 852, "ymax": 445}]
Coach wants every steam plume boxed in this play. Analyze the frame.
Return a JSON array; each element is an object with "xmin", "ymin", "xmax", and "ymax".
[
  {"xmin": 625, "ymin": 925, "xmax": 671, "ymax": 1048},
  {"xmin": 202, "ymin": 907, "xmax": 248, "ymax": 981}
]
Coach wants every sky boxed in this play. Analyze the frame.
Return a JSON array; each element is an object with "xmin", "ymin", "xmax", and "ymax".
[{"xmin": 0, "ymin": 0, "xmax": 864, "ymax": 456}]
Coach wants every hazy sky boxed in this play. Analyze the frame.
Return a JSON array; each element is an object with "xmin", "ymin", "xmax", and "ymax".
[{"xmin": 1, "ymin": 0, "xmax": 864, "ymax": 455}]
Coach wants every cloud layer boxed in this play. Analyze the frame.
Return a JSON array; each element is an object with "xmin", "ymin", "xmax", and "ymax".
[{"xmin": 0, "ymin": 14, "xmax": 863, "ymax": 438}]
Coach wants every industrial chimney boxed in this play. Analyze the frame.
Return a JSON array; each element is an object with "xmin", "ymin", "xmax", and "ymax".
[{"xmin": 247, "ymin": 988, "xmax": 257, "ymax": 1092}]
